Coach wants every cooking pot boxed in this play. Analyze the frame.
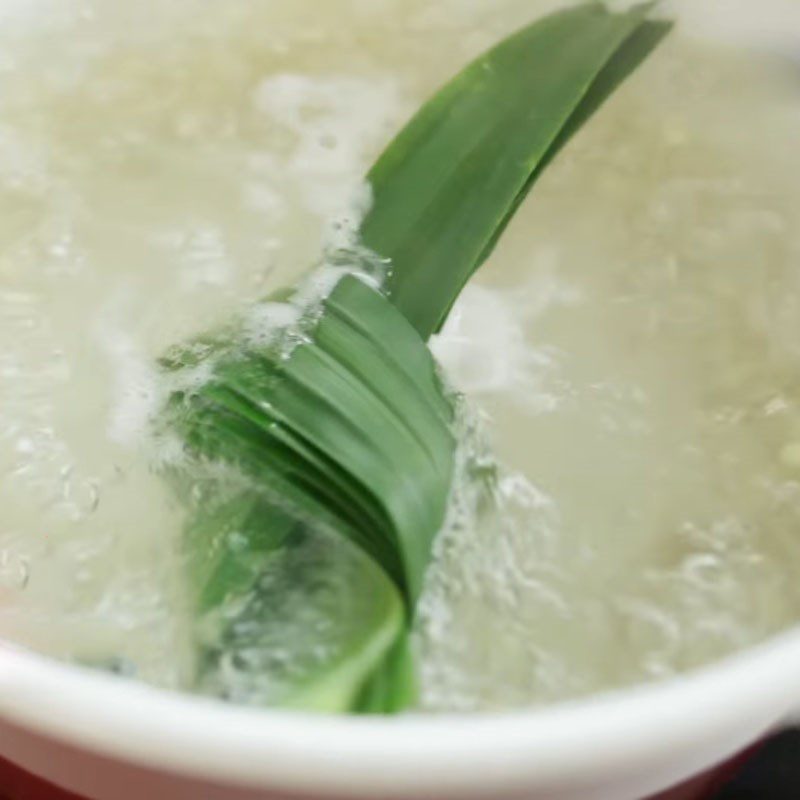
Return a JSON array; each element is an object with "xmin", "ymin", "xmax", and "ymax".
[
  {"xmin": 0, "ymin": 2, "xmax": 798, "ymax": 798},
  {"xmin": 0, "ymin": 631, "xmax": 797, "ymax": 799}
]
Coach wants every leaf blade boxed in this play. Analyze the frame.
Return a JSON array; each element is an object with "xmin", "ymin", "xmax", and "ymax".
[
  {"xmin": 160, "ymin": 2, "xmax": 670, "ymax": 715},
  {"xmin": 361, "ymin": 2, "xmax": 663, "ymax": 339}
]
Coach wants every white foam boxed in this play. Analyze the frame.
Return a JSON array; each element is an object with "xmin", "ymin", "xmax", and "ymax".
[
  {"xmin": 253, "ymin": 72, "xmax": 407, "ymax": 218},
  {"xmin": 432, "ymin": 264, "xmax": 580, "ymax": 411},
  {"xmin": 93, "ymin": 291, "xmax": 160, "ymax": 448}
]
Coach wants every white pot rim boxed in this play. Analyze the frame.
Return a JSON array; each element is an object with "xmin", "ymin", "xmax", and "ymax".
[{"xmin": 0, "ymin": 626, "xmax": 798, "ymax": 798}]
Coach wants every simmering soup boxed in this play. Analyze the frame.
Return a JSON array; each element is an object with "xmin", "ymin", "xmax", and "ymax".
[{"xmin": 0, "ymin": 0, "xmax": 799, "ymax": 711}]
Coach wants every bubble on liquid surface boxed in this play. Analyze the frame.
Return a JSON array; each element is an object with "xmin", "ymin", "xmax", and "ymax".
[{"xmin": 0, "ymin": 548, "xmax": 29, "ymax": 591}]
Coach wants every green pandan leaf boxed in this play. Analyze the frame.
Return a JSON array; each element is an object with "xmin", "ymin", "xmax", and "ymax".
[
  {"xmin": 164, "ymin": 275, "xmax": 454, "ymax": 709},
  {"xmin": 160, "ymin": 2, "xmax": 670, "ymax": 714},
  {"xmin": 362, "ymin": 2, "xmax": 669, "ymax": 339},
  {"xmin": 190, "ymin": 518, "xmax": 407, "ymax": 713}
]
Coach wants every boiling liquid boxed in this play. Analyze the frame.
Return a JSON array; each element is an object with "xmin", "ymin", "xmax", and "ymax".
[{"xmin": 0, "ymin": 0, "xmax": 799, "ymax": 709}]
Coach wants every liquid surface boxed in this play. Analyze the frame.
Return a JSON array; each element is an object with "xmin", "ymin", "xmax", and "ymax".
[{"xmin": 0, "ymin": 0, "xmax": 799, "ymax": 710}]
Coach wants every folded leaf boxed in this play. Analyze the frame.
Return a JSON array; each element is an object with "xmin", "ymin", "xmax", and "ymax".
[{"xmin": 159, "ymin": 2, "xmax": 670, "ymax": 714}]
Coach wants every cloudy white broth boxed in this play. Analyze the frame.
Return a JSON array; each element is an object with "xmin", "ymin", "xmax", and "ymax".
[{"xmin": 0, "ymin": 0, "xmax": 799, "ymax": 711}]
